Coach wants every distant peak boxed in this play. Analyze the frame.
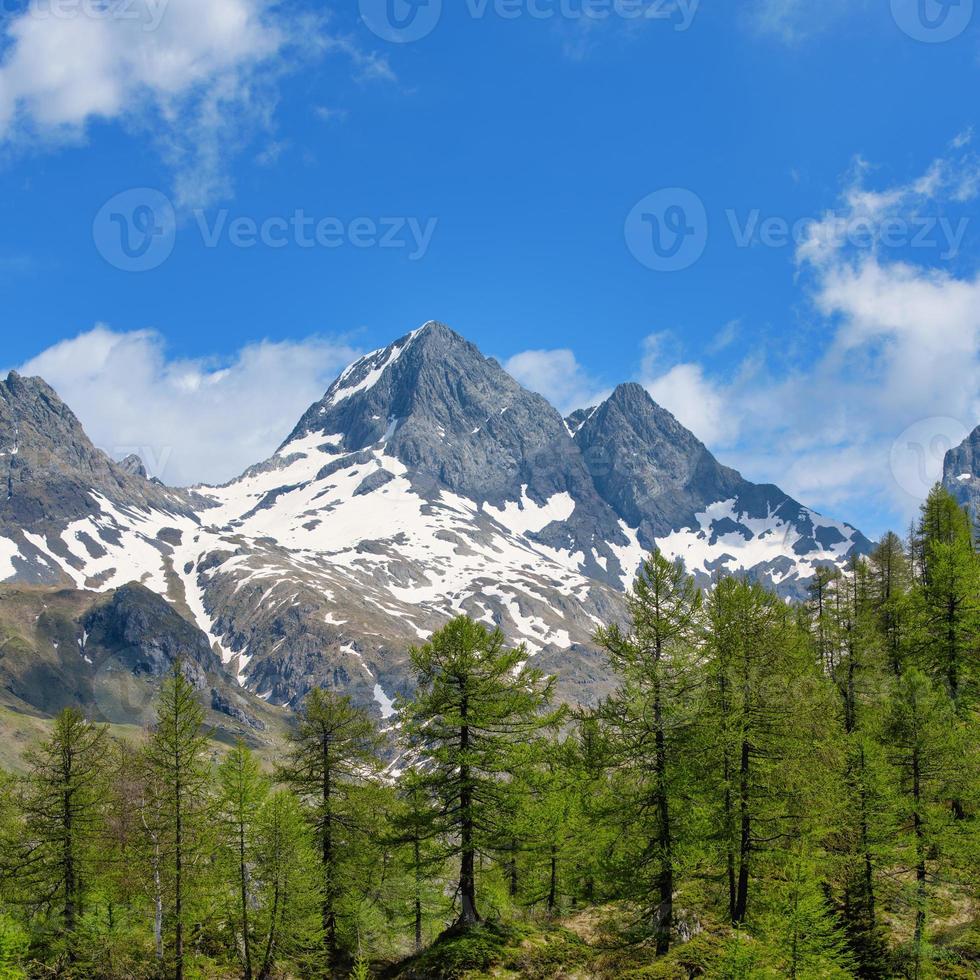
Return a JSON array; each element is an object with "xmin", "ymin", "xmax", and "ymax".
[
  {"xmin": 608, "ymin": 382, "xmax": 650, "ymax": 402},
  {"xmin": 410, "ymin": 320, "xmax": 466, "ymax": 344}
]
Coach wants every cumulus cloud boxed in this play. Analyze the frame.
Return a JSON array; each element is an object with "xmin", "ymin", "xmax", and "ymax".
[
  {"xmin": 16, "ymin": 326, "xmax": 361, "ymax": 486},
  {"xmin": 0, "ymin": 0, "xmax": 392, "ymax": 207},
  {"xmin": 503, "ymin": 348, "xmax": 610, "ymax": 416},
  {"xmin": 719, "ymin": 145, "xmax": 980, "ymax": 528},
  {"xmin": 643, "ymin": 362, "xmax": 736, "ymax": 446}
]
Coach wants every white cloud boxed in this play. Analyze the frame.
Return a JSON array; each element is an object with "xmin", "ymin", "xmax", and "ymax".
[
  {"xmin": 17, "ymin": 326, "xmax": 361, "ymax": 486},
  {"xmin": 708, "ymin": 318, "xmax": 741, "ymax": 354},
  {"xmin": 714, "ymin": 148, "xmax": 980, "ymax": 530},
  {"xmin": 503, "ymin": 348, "xmax": 610, "ymax": 416},
  {"xmin": 643, "ymin": 362, "xmax": 735, "ymax": 447},
  {"xmin": 0, "ymin": 1, "xmax": 392, "ymax": 207}
]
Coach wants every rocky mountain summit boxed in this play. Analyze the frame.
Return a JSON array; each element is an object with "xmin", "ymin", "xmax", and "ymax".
[{"xmin": 0, "ymin": 322, "xmax": 872, "ymax": 715}]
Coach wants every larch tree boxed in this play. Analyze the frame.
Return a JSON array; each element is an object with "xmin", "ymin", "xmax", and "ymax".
[
  {"xmin": 400, "ymin": 616, "xmax": 564, "ymax": 930},
  {"xmin": 593, "ymin": 551, "xmax": 703, "ymax": 955},
  {"xmin": 9, "ymin": 707, "xmax": 108, "ymax": 957},
  {"xmin": 276, "ymin": 688, "xmax": 383, "ymax": 970},
  {"xmin": 142, "ymin": 662, "xmax": 213, "ymax": 980},
  {"xmin": 217, "ymin": 740, "xmax": 269, "ymax": 980}
]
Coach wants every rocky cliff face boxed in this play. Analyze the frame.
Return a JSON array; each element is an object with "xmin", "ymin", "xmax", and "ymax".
[
  {"xmin": 0, "ymin": 321, "xmax": 874, "ymax": 715},
  {"xmin": 943, "ymin": 424, "xmax": 980, "ymax": 516},
  {"xmin": 0, "ymin": 582, "xmax": 274, "ymax": 737},
  {"xmin": 0, "ymin": 371, "xmax": 204, "ymax": 586}
]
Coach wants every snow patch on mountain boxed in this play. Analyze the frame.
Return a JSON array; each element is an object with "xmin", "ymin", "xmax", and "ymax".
[
  {"xmin": 656, "ymin": 499, "xmax": 860, "ymax": 586},
  {"xmin": 0, "ymin": 537, "xmax": 19, "ymax": 579}
]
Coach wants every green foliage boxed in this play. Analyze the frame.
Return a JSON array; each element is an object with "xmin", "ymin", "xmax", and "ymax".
[
  {"xmin": 499, "ymin": 925, "xmax": 591, "ymax": 978},
  {"xmin": 397, "ymin": 921, "xmax": 521, "ymax": 979},
  {"xmin": 593, "ymin": 552, "xmax": 705, "ymax": 953},
  {"xmin": 0, "ymin": 496, "xmax": 977, "ymax": 978},
  {"xmin": 401, "ymin": 616, "xmax": 564, "ymax": 926},
  {"xmin": 0, "ymin": 913, "xmax": 28, "ymax": 979},
  {"xmin": 7, "ymin": 707, "xmax": 109, "ymax": 949},
  {"xmin": 276, "ymin": 687, "xmax": 384, "ymax": 968},
  {"xmin": 141, "ymin": 661, "xmax": 214, "ymax": 978}
]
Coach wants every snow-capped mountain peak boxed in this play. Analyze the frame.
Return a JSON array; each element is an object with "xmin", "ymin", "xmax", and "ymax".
[{"xmin": 0, "ymin": 322, "xmax": 873, "ymax": 715}]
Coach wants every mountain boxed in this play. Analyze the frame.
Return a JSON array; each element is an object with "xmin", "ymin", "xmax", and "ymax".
[
  {"xmin": 0, "ymin": 370, "xmax": 204, "ymax": 586},
  {"xmin": 0, "ymin": 581, "xmax": 284, "ymax": 757},
  {"xmin": 0, "ymin": 321, "xmax": 872, "ymax": 716},
  {"xmin": 943, "ymin": 424, "xmax": 980, "ymax": 515},
  {"xmin": 575, "ymin": 382, "xmax": 871, "ymax": 589}
]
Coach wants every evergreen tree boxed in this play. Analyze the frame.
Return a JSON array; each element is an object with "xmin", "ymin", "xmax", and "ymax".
[
  {"xmin": 276, "ymin": 688, "xmax": 382, "ymax": 969},
  {"xmin": 252, "ymin": 789, "xmax": 323, "ymax": 979},
  {"xmin": 388, "ymin": 770, "xmax": 449, "ymax": 952},
  {"xmin": 594, "ymin": 552, "xmax": 703, "ymax": 954},
  {"xmin": 217, "ymin": 740, "xmax": 269, "ymax": 980},
  {"xmin": 868, "ymin": 531, "xmax": 912, "ymax": 677},
  {"xmin": 703, "ymin": 576, "xmax": 823, "ymax": 928},
  {"xmin": 883, "ymin": 668, "xmax": 961, "ymax": 979},
  {"xmin": 914, "ymin": 486, "xmax": 978, "ymax": 714},
  {"xmin": 5, "ymin": 708, "xmax": 108, "ymax": 959},
  {"xmin": 400, "ymin": 616, "xmax": 564, "ymax": 929},
  {"xmin": 142, "ymin": 662, "xmax": 213, "ymax": 980}
]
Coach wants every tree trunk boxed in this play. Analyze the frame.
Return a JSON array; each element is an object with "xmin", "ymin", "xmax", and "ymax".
[
  {"xmin": 174, "ymin": 778, "xmax": 184, "ymax": 980},
  {"xmin": 652, "ymin": 669, "xmax": 673, "ymax": 956},
  {"xmin": 239, "ymin": 821, "xmax": 253, "ymax": 980},
  {"xmin": 458, "ymin": 695, "xmax": 481, "ymax": 926},
  {"xmin": 912, "ymin": 746, "xmax": 926, "ymax": 980},
  {"xmin": 321, "ymin": 734, "xmax": 336, "ymax": 969},
  {"xmin": 858, "ymin": 746, "xmax": 877, "ymax": 932},
  {"xmin": 414, "ymin": 836, "xmax": 423, "ymax": 952},
  {"xmin": 733, "ymin": 738, "xmax": 751, "ymax": 925},
  {"xmin": 719, "ymin": 673, "xmax": 737, "ymax": 924},
  {"xmin": 547, "ymin": 845, "xmax": 558, "ymax": 915},
  {"xmin": 259, "ymin": 879, "xmax": 280, "ymax": 980},
  {"xmin": 62, "ymin": 777, "xmax": 76, "ymax": 935}
]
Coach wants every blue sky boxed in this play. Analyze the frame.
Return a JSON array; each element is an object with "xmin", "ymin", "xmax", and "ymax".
[{"xmin": 1, "ymin": 0, "xmax": 979, "ymax": 538}]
